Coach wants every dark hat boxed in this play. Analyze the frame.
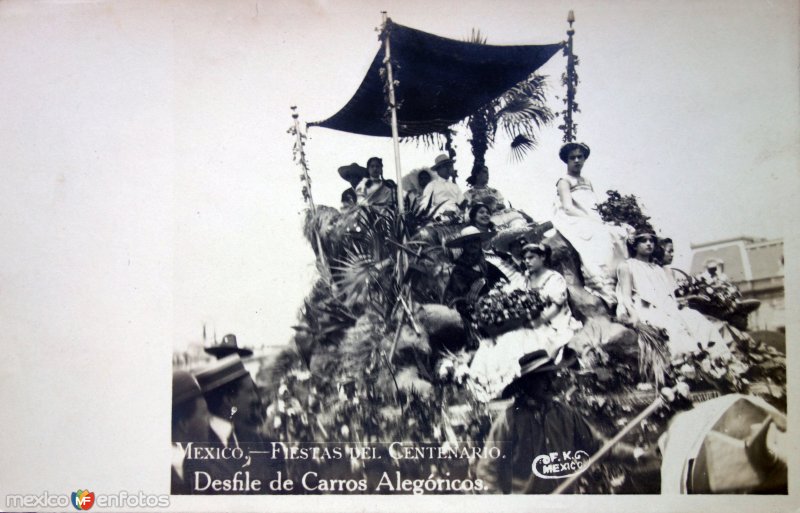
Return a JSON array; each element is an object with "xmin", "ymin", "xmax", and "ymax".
[
  {"xmin": 558, "ymin": 142, "xmax": 591, "ymax": 163},
  {"xmin": 491, "ymin": 222, "xmax": 553, "ymax": 254},
  {"xmin": 195, "ymin": 354, "xmax": 250, "ymax": 393},
  {"xmin": 172, "ymin": 370, "xmax": 203, "ymax": 405},
  {"xmin": 500, "ymin": 349, "xmax": 577, "ymax": 399},
  {"xmin": 445, "ymin": 226, "xmax": 495, "ymax": 248},
  {"xmin": 431, "ymin": 153, "xmax": 455, "ymax": 170},
  {"xmin": 204, "ymin": 333, "xmax": 253, "ymax": 358},
  {"xmin": 338, "ymin": 162, "xmax": 368, "ymax": 182}
]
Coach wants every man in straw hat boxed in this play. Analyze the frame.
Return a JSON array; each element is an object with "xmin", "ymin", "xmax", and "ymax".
[
  {"xmin": 476, "ymin": 349, "xmax": 649, "ymax": 494},
  {"xmin": 171, "ymin": 370, "xmax": 211, "ymax": 494},
  {"xmin": 444, "ymin": 226, "xmax": 507, "ymax": 320},
  {"xmin": 193, "ymin": 355, "xmax": 286, "ymax": 494},
  {"xmin": 419, "ymin": 153, "xmax": 466, "ymax": 221}
]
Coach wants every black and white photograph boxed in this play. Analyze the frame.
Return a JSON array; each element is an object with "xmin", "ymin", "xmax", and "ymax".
[{"xmin": 0, "ymin": 0, "xmax": 797, "ymax": 511}]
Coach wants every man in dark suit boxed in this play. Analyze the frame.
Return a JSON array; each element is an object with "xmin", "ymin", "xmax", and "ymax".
[
  {"xmin": 192, "ymin": 355, "xmax": 286, "ymax": 494},
  {"xmin": 171, "ymin": 370, "xmax": 210, "ymax": 494}
]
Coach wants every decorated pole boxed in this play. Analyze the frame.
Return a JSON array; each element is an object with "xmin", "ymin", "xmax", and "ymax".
[
  {"xmin": 560, "ymin": 10, "xmax": 579, "ymax": 143},
  {"xmin": 551, "ymin": 392, "xmax": 665, "ymax": 495},
  {"xmin": 381, "ymin": 12, "xmax": 405, "ymax": 215},
  {"xmin": 290, "ymin": 106, "xmax": 330, "ymax": 273}
]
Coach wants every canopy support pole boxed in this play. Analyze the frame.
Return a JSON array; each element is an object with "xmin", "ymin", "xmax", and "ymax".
[
  {"xmin": 291, "ymin": 106, "xmax": 330, "ymax": 275},
  {"xmin": 381, "ymin": 13, "xmax": 405, "ymax": 215},
  {"xmin": 562, "ymin": 10, "xmax": 578, "ymax": 142}
]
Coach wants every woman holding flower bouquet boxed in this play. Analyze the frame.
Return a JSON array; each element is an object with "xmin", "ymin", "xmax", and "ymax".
[
  {"xmin": 615, "ymin": 230, "xmax": 727, "ymax": 356},
  {"xmin": 520, "ymin": 242, "xmax": 583, "ymax": 356},
  {"xmin": 467, "ymin": 242, "xmax": 581, "ymax": 401}
]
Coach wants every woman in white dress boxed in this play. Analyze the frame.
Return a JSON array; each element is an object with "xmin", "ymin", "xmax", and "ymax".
[
  {"xmin": 551, "ymin": 142, "xmax": 628, "ymax": 306},
  {"xmin": 467, "ymin": 243, "xmax": 581, "ymax": 400},
  {"xmin": 520, "ymin": 242, "xmax": 583, "ymax": 356},
  {"xmin": 615, "ymin": 230, "xmax": 726, "ymax": 356}
]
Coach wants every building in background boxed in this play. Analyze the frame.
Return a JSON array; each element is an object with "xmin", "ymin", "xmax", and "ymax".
[{"xmin": 689, "ymin": 236, "xmax": 784, "ymax": 332}]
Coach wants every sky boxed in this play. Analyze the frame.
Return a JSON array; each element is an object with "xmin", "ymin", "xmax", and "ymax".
[{"xmin": 0, "ymin": 0, "xmax": 798, "ymax": 504}]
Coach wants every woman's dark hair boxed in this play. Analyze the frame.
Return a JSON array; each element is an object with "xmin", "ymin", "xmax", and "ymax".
[
  {"xmin": 465, "ymin": 164, "xmax": 488, "ymax": 187},
  {"xmin": 341, "ymin": 188, "xmax": 356, "ymax": 205},
  {"xmin": 467, "ymin": 202, "xmax": 493, "ymax": 229},
  {"xmin": 652, "ymin": 237, "xmax": 673, "ymax": 265},
  {"xmin": 522, "ymin": 243, "xmax": 552, "ymax": 268},
  {"xmin": 366, "ymin": 156, "xmax": 382, "ymax": 168},
  {"xmin": 626, "ymin": 233, "xmax": 657, "ymax": 259}
]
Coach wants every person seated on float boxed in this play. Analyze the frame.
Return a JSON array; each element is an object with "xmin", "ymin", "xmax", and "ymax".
[
  {"xmin": 551, "ymin": 142, "xmax": 628, "ymax": 307},
  {"xmin": 337, "ymin": 162, "xmax": 367, "ymax": 209},
  {"xmin": 476, "ymin": 350, "xmax": 651, "ymax": 494},
  {"xmin": 404, "ymin": 169, "xmax": 432, "ymax": 208},
  {"xmin": 443, "ymin": 226, "xmax": 507, "ymax": 318},
  {"xmin": 521, "ymin": 242, "xmax": 583, "ymax": 357},
  {"xmin": 653, "ymin": 237, "xmax": 685, "ymax": 288},
  {"xmin": 615, "ymin": 228, "xmax": 726, "ymax": 356},
  {"xmin": 467, "ymin": 242, "xmax": 582, "ymax": 401},
  {"xmin": 355, "ymin": 156, "xmax": 397, "ymax": 209},
  {"xmin": 419, "ymin": 153, "xmax": 466, "ymax": 222},
  {"xmin": 464, "ymin": 164, "xmax": 507, "ymax": 213}
]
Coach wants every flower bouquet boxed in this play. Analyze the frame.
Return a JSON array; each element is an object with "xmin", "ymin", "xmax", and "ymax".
[
  {"xmin": 469, "ymin": 284, "xmax": 548, "ymax": 337},
  {"xmin": 674, "ymin": 274, "xmax": 742, "ymax": 320}
]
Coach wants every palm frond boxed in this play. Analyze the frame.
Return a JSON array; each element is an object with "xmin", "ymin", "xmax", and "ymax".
[{"xmin": 509, "ymin": 134, "xmax": 536, "ymax": 163}]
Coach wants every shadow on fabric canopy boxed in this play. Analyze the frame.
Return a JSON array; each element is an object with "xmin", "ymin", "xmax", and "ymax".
[{"xmin": 309, "ymin": 20, "xmax": 563, "ymax": 138}]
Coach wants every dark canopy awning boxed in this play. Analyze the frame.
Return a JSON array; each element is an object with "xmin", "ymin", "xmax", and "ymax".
[{"xmin": 309, "ymin": 20, "xmax": 563, "ymax": 137}]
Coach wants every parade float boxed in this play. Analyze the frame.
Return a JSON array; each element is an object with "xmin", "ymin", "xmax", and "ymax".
[{"xmin": 255, "ymin": 12, "xmax": 787, "ymax": 494}]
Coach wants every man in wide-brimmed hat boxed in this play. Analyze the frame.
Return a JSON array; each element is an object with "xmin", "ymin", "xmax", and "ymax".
[
  {"xmin": 419, "ymin": 153, "xmax": 466, "ymax": 220},
  {"xmin": 193, "ymin": 355, "xmax": 287, "ymax": 494},
  {"xmin": 443, "ymin": 226, "xmax": 507, "ymax": 320},
  {"xmin": 338, "ymin": 162, "xmax": 367, "ymax": 208},
  {"xmin": 204, "ymin": 333, "xmax": 253, "ymax": 359},
  {"xmin": 476, "ymin": 349, "xmax": 647, "ymax": 494}
]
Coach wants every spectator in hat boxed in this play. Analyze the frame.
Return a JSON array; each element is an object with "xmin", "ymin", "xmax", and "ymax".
[
  {"xmin": 204, "ymin": 333, "xmax": 253, "ymax": 360},
  {"xmin": 476, "ymin": 350, "xmax": 647, "ymax": 494},
  {"xmin": 338, "ymin": 162, "xmax": 368, "ymax": 210},
  {"xmin": 355, "ymin": 157, "xmax": 397, "ymax": 209},
  {"xmin": 700, "ymin": 258, "xmax": 731, "ymax": 285},
  {"xmin": 443, "ymin": 226, "xmax": 507, "ymax": 320},
  {"xmin": 194, "ymin": 355, "xmax": 287, "ymax": 494},
  {"xmin": 419, "ymin": 153, "xmax": 466, "ymax": 221},
  {"xmin": 171, "ymin": 370, "xmax": 210, "ymax": 494},
  {"xmin": 196, "ymin": 355, "xmax": 263, "ymax": 446}
]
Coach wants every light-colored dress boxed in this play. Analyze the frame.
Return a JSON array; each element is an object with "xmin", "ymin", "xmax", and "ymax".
[
  {"xmin": 523, "ymin": 269, "xmax": 583, "ymax": 354},
  {"xmin": 616, "ymin": 259, "xmax": 726, "ymax": 356},
  {"xmin": 467, "ymin": 269, "xmax": 581, "ymax": 401},
  {"xmin": 551, "ymin": 175, "xmax": 628, "ymax": 305}
]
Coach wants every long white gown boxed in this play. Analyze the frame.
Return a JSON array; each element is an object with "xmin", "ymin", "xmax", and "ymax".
[
  {"xmin": 615, "ymin": 258, "xmax": 727, "ymax": 356},
  {"xmin": 551, "ymin": 175, "xmax": 628, "ymax": 305}
]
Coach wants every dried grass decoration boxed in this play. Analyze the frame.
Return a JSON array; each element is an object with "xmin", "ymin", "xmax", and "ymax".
[{"xmin": 635, "ymin": 322, "xmax": 670, "ymax": 387}]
